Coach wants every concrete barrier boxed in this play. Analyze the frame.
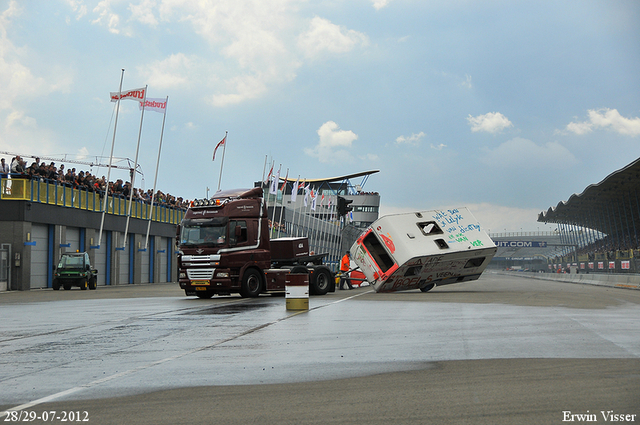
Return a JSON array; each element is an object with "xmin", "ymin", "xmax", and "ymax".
[
  {"xmin": 495, "ymin": 270, "xmax": 640, "ymax": 290},
  {"xmin": 285, "ymin": 273, "xmax": 309, "ymax": 311}
]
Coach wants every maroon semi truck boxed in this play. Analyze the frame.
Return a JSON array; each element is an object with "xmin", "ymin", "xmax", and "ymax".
[{"xmin": 176, "ymin": 187, "xmax": 335, "ymax": 298}]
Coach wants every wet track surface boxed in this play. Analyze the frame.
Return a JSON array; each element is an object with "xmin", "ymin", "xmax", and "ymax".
[{"xmin": 1, "ymin": 272, "xmax": 639, "ymax": 424}]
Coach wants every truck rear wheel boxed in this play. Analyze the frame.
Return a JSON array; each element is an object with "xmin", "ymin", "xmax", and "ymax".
[
  {"xmin": 240, "ymin": 269, "xmax": 262, "ymax": 298},
  {"xmin": 89, "ymin": 277, "xmax": 97, "ymax": 290},
  {"xmin": 80, "ymin": 279, "xmax": 88, "ymax": 290},
  {"xmin": 310, "ymin": 267, "xmax": 332, "ymax": 295}
]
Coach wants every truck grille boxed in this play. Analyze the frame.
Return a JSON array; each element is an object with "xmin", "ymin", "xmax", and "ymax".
[{"xmin": 187, "ymin": 268, "xmax": 215, "ymax": 280}]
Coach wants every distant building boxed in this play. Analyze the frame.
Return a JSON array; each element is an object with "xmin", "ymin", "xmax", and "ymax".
[{"xmin": 255, "ymin": 169, "xmax": 380, "ymax": 268}]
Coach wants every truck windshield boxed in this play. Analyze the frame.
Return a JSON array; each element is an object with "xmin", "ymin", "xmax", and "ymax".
[{"xmin": 180, "ymin": 218, "xmax": 228, "ymax": 247}]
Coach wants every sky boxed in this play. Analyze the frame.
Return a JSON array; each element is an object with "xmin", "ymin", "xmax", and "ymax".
[{"xmin": 1, "ymin": 0, "xmax": 639, "ymax": 234}]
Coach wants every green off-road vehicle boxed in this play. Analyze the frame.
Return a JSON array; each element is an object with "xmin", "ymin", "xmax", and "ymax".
[{"xmin": 52, "ymin": 252, "xmax": 98, "ymax": 290}]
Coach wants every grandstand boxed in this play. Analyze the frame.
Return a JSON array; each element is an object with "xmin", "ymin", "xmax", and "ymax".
[{"xmin": 537, "ymin": 157, "xmax": 640, "ymax": 274}]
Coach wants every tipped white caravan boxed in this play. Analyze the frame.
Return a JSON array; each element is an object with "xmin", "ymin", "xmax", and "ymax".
[{"xmin": 350, "ymin": 208, "xmax": 497, "ymax": 293}]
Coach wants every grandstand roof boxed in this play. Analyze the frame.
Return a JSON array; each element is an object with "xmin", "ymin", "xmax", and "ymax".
[
  {"xmin": 281, "ymin": 169, "xmax": 379, "ymax": 183},
  {"xmin": 538, "ymin": 157, "xmax": 640, "ymax": 236}
]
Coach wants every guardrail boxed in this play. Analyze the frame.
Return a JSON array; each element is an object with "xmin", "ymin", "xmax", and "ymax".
[{"xmin": 0, "ymin": 176, "xmax": 184, "ymax": 225}]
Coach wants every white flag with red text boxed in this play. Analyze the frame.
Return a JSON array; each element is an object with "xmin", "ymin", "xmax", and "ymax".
[
  {"xmin": 110, "ymin": 87, "xmax": 146, "ymax": 102},
  {"xmin": 139, "ymin": 98, "xmax": 167, "ymax": 114}
]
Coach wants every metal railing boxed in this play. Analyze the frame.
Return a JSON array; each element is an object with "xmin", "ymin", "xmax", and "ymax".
[{"xmin": 0, "ymin": 177, "xmax": 184, "ymax": 225}]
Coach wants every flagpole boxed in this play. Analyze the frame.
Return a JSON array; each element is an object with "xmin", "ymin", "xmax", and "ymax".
[
  {"xmin": 270, "ymin": 164, "xmax": 281, "ymax": 238},
  {"xmin": 145, "ymin": 96, "xmax": 168, "ymax": 249},
  {"xmin": 264, "ymin": 158, "xmax": 274, "ymax": 232},
  {"xmin": 291, "ymin": 175, "xmax": 300, "ymax": 237},
  {"xmin": 303, "ymin": 185, "xmax": 313, "ymax": 246},
  {"xmin": 123, "ymin": 84, "xmax": 148, "ymax": 248},
  {"xmin": 277, "ymin": 168, "xmax": 288, "ymax": 238},
  {"xmin": 217, "ymin": 131, "xmax": 228, "ymax": 191},
  {"xmin": 260, "ymin": 155, "xmax": 268, "ymax": 190},
  {"xmin": 98, "ymin": 68, "xmax": 124, "ymax": 247}
]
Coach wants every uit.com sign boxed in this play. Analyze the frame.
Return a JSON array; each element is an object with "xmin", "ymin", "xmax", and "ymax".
[{"xmin": 495, "ymin": 241, "xmax": 548, "ymax": 248}]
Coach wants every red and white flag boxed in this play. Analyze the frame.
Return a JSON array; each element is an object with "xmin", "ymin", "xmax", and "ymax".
[
  {"xmin": 139, "ymin": 98, "xmax": 167, "ymax": 114},
  {"xmin": 280, "ymin": 170, "xmax": 288, "ymax": 193},
  {"xmin": 212, "ymin": 135, "xmax": 226, "ymax": 161},
  {"xmin": 110, "ymin": 87, "xmax": 146, "ymax": 102}
]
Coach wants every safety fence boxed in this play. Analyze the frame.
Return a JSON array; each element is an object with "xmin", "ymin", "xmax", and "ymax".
[{"xmin": 0, "ymin": 177, "xmax": 185, "ymax": 225}]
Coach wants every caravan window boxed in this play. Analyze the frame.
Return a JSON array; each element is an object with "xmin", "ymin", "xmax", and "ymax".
[{"xmin": 362, "ymin": 232, "xmax": 395, "ymax": 273}]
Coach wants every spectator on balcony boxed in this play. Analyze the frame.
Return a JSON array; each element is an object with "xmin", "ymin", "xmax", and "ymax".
[
  {"xmin": 0, "ymin": 158, "xmax": 9, "ymax": 177},
  {"xmin": 10, "ymin": 156, "xmax": 24, "ymax": 174}
]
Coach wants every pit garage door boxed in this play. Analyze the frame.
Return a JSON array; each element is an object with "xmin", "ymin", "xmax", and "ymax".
[
  {"xmin": 140, "ymin": 240, "xmax": 150, "ymax": 284},
  {"xmin": 30, "ymin": 224, "xmax": 49, "ymax": 289},
  {"xmin": 65, "ymin": 227, "xmax": 80, "ymax": 253},
  {"xmin": 93, "ymin": 231, "xmax": 108, "ymax": 286},
  {"xmin": 157, "ymin": 237, "xmax": 168, "ymax": 283},
  {"xmin": 113, "ymin": 232, "xmax": 130, "ymax": 285}
]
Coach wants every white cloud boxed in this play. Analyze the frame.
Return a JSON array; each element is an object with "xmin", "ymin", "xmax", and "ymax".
[
  {"xmin": 138, "ymin": 53, "xmax": 202, "ymax": 89},
  {"xmin": 92, "ymin": 0, "xmax": 123, "ymax": 35},
  {"xmin": 565, "ymin": 108, "xmax": 640, "ymax": 136},
  {"xmin": 76, "ymin": 1, "xmax": 368, "ymax": 107},
  {"xmin": 64, "ymin": 0, "xmax": 87, "ymax": 20},
  {"xmin": 430, "ymin": 143, "xmax": 446, "ymax": 150},
  {"xmin": 76, "ymin": 147, "xmax": 89, "ymax": 160},
  {"xmin": 467, "ymin": 112, "xmax": 513, "ymax": 134},
  {"xmin": 298, "ymin": 16, "xmax": 369, "ymax": 58},
  {"xmin": 395, "ymin": 131, "xmax": 425, "ymax": 146},
  {"xmin": 465, "ymin": 203, "xmax": 555, "ymax": 234},
  {"xmin": 129, "ymin": 0, "xmax": 159, "ymax": 26},
  {"xmin": 0, "ymin": 0, "xmax": 68, "ymax": 154},
  {"xmin": 460, "ymin": 74, "xmax": 472, "ymax": 89},
  {"xmin": 480, "ymin": 137, "xmax": 577, "ymax": 168},
  {"xmin": 372, "ymin": 0, "xmax": 394, "ymax": 10},
  {"xmin": 304, "ymin": 121, "xmax": 358, "ymax": 163}
]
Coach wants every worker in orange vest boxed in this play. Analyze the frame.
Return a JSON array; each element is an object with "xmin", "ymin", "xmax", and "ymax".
[{"xmin": 339, "ymin": 251, "xmax": 353, "ymax": 290}]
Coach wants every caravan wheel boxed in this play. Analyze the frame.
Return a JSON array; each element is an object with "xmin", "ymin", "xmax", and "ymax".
[{"xmin": 420, "ymin": 283, "xmax": 436, "ymax": 292}]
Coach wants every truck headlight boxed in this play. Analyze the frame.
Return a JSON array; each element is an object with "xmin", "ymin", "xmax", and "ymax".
[
  {"xmin": 216, "ymin": 272, "xmax": 229, "ymax": 278},
  {"xmin": 179, "ymin": 272, "xmax": 187, "ymax": 278}
]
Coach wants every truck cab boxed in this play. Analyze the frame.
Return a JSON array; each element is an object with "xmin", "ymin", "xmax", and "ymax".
[{"xmin": 177, "ymin": 187, "xmax": 334, "ymax": 298}]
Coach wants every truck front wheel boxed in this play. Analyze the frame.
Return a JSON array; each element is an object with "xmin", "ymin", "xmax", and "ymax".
[{"xmin": 240, "ymin": 269, "xmax": 262, "ymax": 298}]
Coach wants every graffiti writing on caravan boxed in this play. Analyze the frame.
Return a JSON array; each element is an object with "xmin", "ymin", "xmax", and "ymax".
[{"xmin": 431, "ymin": 209, "xmax": 465, "ymax": 231}]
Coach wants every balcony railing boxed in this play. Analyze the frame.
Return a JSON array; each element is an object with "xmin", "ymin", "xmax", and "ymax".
[{"xmin": 1, "ymin": 176, "xmax": 184, "ymax": 225}]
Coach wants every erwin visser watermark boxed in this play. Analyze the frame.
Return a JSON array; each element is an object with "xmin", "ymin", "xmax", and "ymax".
[{"xmin": 563, "ymin": 411, "xmax": 637, "ymax": 422}]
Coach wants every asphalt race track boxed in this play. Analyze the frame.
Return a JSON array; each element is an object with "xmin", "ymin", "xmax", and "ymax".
[{"xmin": 1, "ymin": 272, "xmax": 639, "ymax": 424}]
